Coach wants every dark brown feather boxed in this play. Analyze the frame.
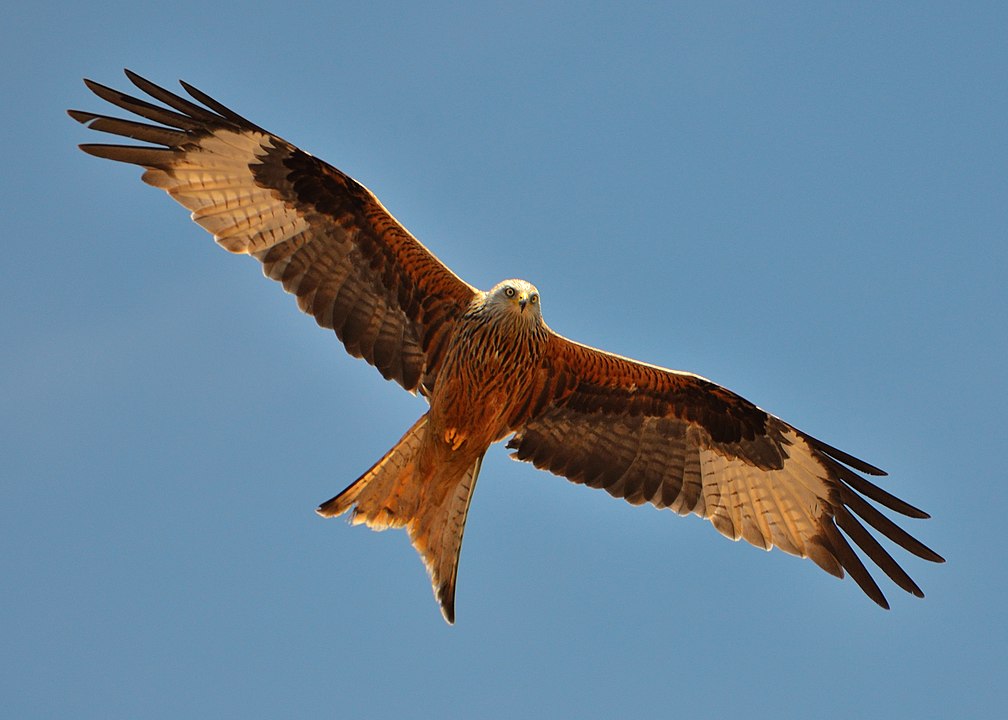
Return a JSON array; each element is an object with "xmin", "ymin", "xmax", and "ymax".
[
  {"xmin": 68, "ymin": 110, "xmax": 184, "ymax": 146},
  {"xmin": 834, "ymin": 508, "xmax": 924, "ymax": 597},
  {"xmin": 840, "ymin": 488, "xmax": 944, "ymax": 562},
  {"xmin": 824, "ymin": 454, "xmax": 930, "ymax": 518},
  {"xmin": 123, "ymin": 69, "xmax": 223, "ymax": 124},
  {"xmin": 81, "ymin": 79, "xmax": 206, "ymax": 131},
  {"xmin": 817, "ymin": 521, "xmax": 889, "ymax": 608}
]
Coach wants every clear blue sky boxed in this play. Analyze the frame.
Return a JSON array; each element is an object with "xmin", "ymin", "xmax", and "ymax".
[{"xmin": 4, "ymin": 2, "xmax": 1005, "ymax": 718}]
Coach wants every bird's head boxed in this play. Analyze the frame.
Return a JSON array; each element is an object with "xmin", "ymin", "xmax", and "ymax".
[{"xmin": 486, "ymin": 279, "xmax": 542, "ymax": 323}]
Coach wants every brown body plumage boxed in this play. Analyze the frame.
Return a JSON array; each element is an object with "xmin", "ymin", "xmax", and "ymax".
[
  {"xmin": 71, "ymin": 71, "xmax": 943, "ymax": 623},
  {"xmin": 318, "ymin": 280, "xmax": 550, "ymax": 621}
]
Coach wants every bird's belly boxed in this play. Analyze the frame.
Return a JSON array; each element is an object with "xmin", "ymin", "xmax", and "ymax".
[{"xmin": 429, "ymin": 355, "xmax": 531, "ymax": 451}]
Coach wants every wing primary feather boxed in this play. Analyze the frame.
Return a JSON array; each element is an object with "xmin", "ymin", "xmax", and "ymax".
[
  {"xmin": 840, "ymin": 488, "xmax": 945, "ymax": 562},
  {"xmin": 830, "ymin": 459, "xmax": 930, "ymax": 518},
  {"xmin": 818, "ymin": 521, "xmax": 890, "ymax": 609},
  {"xmin": 803, "ymin": 431, "xmax": 886, "ymax": 475},
  {"xmin": 77, "ymin": 143, "xmax": 176, "ymax": 166},
  {"xmin": 834, "ymin": 508, "xmax": 924, "ymax": 597},
  {"xmin": 67, "ymin": 110, "xmax": 185, "ymax": 146},
  {"xmin": 178, "ymin": 79, "xmax": 264, "ymax": 130},
  {"xmin": 124, "ymin": 69, "xmax": 222, "ymax": 124},
  {"xmin": 82, "ymin": 78, "xmax": 203, "ymax": 131}
]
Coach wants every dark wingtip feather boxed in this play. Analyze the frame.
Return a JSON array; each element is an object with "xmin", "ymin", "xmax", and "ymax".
[
  {"xmin": 80, "ymin": 76, "xmax": 203, "ymax": 131},
  {"xmin": 178, "ymin": 78, "xmax": 263, "ymax": 130},
  {"xmin": 122, "ymin": 68, "xmax": 223, "ymax": 124},
  {"xmin": 818, "ymin": 522, "xmax": 890, "ymax": 609},
  {"xmin": 70, "ymin": 109, "xmax": 186, "ymax": 147},
  {"xmin": 835, "ymin": 508, "xmax": 925, "ymax": 598},
  {"xmin": 804, "ymin": 431, "xmax": 886, "ymax": 476},
  {"xmin": 77, "ymin": 143, "xmax": 175, "ymax": 167},
  {"xmin": 67, "ymin": 109, "xmax": 95, "ymax": 124},
  {"xmin": 824, "ymin": 455, "xmax": 931, "ymax": 519},
  {"xmin": 845, "ymin": 473, "xmax": 930, "ymax": 519},
  {"xmin": 83, "ymin": 77, "xmax": 128, "ymax": 104},
  {"xmin": 841, "ymin": 488, "xmax": 944, "ymax": 563}
]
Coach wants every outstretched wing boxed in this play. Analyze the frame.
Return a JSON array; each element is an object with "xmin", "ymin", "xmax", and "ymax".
[
  {"xmin": 70, "ymin": 70, "xmax": 477, "ymax": 394},
  {"xmin": 508, "ymin": 333, "xmax": 944, "ymax": 608}
]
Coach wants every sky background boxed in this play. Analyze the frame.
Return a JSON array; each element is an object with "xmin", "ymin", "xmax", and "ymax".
[{"xmin": 4, "ymin": 2, "xmax": 1006, "ymax": 718}]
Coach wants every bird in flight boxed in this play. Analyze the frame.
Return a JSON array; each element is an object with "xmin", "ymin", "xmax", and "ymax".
[{"xmin": 71, "ymin": 70, "xmax": 942, "ymax": 623}]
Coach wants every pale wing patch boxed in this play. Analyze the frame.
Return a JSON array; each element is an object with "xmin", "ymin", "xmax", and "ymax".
[
  {"xmin": 697, "ymin": 428, "xmax": 831, "ymax": 559},
  {"xmin": 141, "ymin": 129, "xmax": 308, "ymax": 254}
]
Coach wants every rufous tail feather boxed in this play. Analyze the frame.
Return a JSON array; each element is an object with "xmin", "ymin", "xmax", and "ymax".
[
  {"xmin": 316, "ymin": 414, "xmax": 428, "ymax": 528},
  {"xmin": 408, "ymin": 453, "xmax": 484, "ymax": 623},
  {"xmin": 316, "ymin": 413, "xmax": 485, "ymax": 623}
]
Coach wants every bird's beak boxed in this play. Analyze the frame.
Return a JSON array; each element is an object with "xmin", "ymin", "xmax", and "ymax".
[{"xmin": 518, "ymin": 293, "xmax": 528, "ymax": 312}]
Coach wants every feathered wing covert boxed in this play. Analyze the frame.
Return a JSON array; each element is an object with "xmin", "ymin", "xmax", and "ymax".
[{"xmin": 72, "ymin": 71, "xmax": 942, "ymax": 620}]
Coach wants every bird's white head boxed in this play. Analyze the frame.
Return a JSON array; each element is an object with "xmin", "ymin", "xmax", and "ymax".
[{"xmin": 486, "ymin": 279, "xmax": 542, "ymax": 323}]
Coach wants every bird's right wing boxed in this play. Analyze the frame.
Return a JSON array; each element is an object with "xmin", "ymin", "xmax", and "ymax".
[
  {"xmin": 71, "ymin": 70, "xmax": 477, "ymax": 394},
  {"xmin": 506, "ymin": 332, "xmax": 943, "ymax": 608}
]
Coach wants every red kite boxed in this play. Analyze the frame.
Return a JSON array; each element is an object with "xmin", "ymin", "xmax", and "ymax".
[{"xmin": 71, "ymin": 71, "xmax": 942, "ymax": 622}]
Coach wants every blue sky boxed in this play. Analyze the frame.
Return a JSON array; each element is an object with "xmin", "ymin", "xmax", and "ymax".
[{"xmin": 4, "ymin": 2, "xmax": 1006, "ymax": 718}]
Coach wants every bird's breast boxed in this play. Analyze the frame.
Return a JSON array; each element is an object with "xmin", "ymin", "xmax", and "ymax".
[{"xmin": 428, "ymin": 317, "xmax": 546, "ymax": 448}]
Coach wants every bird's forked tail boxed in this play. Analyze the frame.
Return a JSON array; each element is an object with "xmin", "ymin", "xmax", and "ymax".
[{"xmin": 316, "ymin": 413, "xmax": 484, "ymax": 623}]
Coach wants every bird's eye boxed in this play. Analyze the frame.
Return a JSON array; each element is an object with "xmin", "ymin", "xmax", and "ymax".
[
  {"xmin": 504, "ymin": 287, "xmax": 515, "ymax": 298},
  {"xmin": 530, "ymin": 293, "xmax": 539, "ymax": 304}
]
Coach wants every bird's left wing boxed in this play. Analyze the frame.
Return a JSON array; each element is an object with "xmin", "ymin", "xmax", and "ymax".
[
  {"xmin": 70, "ymin": 70, "xmax": 477, "ymax": 394},
  {"xmin": 507, "ymin": 332, "xmax": 943, "ymax": 608}
]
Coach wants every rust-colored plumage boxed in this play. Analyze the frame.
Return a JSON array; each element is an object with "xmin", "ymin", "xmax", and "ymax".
[{"xmin": 72, "ymin": 71, "xmax": 943, "ymax": 622}]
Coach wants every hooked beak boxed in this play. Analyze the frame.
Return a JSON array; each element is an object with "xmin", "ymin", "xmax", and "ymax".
[{"xmin": 518, "ymin": 293, "xmax": 528, "ymax": 312}]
